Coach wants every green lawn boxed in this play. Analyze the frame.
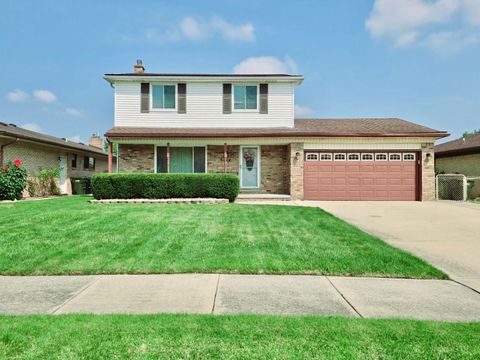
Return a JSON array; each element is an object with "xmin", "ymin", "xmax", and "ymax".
[
  {"xmin": 0, "ymin": 196, "xmax": 445, "ymax": 278},
  {"xmin": 1, "ymin": 314, "xmax": 479, "ymax": 359}
]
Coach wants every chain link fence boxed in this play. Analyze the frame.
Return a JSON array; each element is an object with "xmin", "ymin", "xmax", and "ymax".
[{"xmin": 436, "ymin": 174, "xmax": 467, "ymax": 201}]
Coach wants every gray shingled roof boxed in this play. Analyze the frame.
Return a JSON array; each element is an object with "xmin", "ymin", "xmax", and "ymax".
[
  {"xmin": 435, "ymin": 133, "xmax": 480, "ymax": 157},
  {"xmin": 0, "ymin": 122, "xmax": 107, "ymax": 156},
  {"xmin": 106, "ymin": 118, "xmax": 448, "ymax": 138}
]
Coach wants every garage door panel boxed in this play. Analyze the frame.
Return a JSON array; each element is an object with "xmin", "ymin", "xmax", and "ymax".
[{"xmin": 304, "ymin": 151, "xmax": 418, "ymax": 201}]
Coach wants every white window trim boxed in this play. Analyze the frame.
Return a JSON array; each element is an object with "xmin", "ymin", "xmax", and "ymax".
[
  {"xmin": 320, "ymin": 153, "xmax": 332, "ymax": 161},
  {"xmin": 232, "ymin": 84, "xmax": 259, "ymax": 112},
  {"xmin": 150, "ymin": 83, "xmax": 177, "ymax": 112},
  {"xmin": 361, "ymin": 153, "xmax": 374, "ymax": 161},
  {"xmin": 389, "ymin": 153, "xmax": 402, "ymax": 161},
  {"xmin": 154, "ymin": 145, "xmax": 207, "ymax": 173},
  {"xmin": 306, "ymin": 153, "xmax": 319, "ymax": 161},
  {"xmin": 347, "ymin": 153, "xmax": 360, "ymax": 161},
  {"xmin": 334, "ymin": 153, "xmax": 346, "ymax": 161},
  {"xmin": 239, "ymin": 145, "xmax": 261, "ymax": 189},
  {"xmin": 375, "ymin": 153, "xmax": 388, "ymax": 161},
  {"xmin": 403, "ymin": 153, "xmax": 416, "ymax": 161}
]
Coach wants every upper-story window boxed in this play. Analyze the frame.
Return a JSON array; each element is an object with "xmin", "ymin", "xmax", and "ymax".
[
  {"xmin": 233, "ymin": 85, "xmax": 258, "ymax": 110},
  {"xmin": 152, "ymin": 84, "xmax": 176, "ymax": 110}
]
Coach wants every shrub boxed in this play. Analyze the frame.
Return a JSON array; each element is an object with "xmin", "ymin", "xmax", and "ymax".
[
  {"xmin": 92, "ymin": 173, "xmax": 240, "ymax": 202},
  {"xmin": 0, "ymin": 160, "xmax": 28, "ymax": 200},
  {"xmin": 27, "ymin": 168, "xmax": 61, "ymax": 197}
]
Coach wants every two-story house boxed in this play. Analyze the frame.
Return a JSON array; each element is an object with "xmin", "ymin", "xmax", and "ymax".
[{"xmin": 104, "ymin": 60, "xmax": 448, "ymax": 201}]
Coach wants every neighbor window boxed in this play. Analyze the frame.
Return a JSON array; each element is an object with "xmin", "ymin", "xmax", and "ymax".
[
  {"xmin": 233, "ymin": 85, "xmax": 258, "ymax": 110},
  {"xmin": 71, "ymin": 154, "xmax": 77, "ymax": 168},
  {"xmin": 375, "ymin": 153, "xmax": 387, "ymax": 161},
  {"xmin": 348, "ymin": 153, "xmax": 360, "ymax": 161},
  {"xmin": 156, "ymin": 146, "xmax": 206, "ymax": 173},
  {"xmin": 389, "ymin": 153, "xmax": 401, "ymax": 161},
  {"xmin": 306, "ymin": 153, "xmax": 319, "ymax": 161},
  {"xmin": 84, "ymin": 156, "xmax": 95, "ymax": 170},
  {"xmin": 152, "ymin": 84, "xmax": 176, "ymax": 109},
  {"xmin": 334, "ymin": 153, "xmax": 346, "ymax": 161},
  {"xmin": 403, "ymin": 153, "xmax": 415, "ymax": 161},
  {"xmin": 320, "ymin": 153, "xmax": 332, "ymax": 161}
]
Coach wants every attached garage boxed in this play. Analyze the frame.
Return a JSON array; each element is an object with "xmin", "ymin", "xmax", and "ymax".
[{"xmin": 304, "ymin": 151, "xmax": 420, "ymax": 201}]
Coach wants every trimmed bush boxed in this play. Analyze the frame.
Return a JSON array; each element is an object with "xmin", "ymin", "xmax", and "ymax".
[{"xmin": 92, "ymin": 173, "xmax": 240, "ymax": 202}]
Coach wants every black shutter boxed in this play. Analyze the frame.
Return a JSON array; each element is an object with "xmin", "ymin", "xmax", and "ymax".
[
  {"xmin": 259, "ymin": 83, "xmax": 268, "ymax": 114},
  {"xmin": 223, "ymin": 83, "xmax": 232, "ymax": 114},
  {"xmin": 178, "ymin": 83, "xmax": 187, "ymax": 114},
  {"xmin": 141, "ymin": 83, "xmax": 150, "ymax": 113}
]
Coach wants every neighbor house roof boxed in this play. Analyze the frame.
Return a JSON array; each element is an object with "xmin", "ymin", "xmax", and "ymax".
[
  {"xmin": 0, "ymin": 122, "xmax": 107, "ymax": 156},
  {"xmin": 435, "ymin": 133, "xmax": 480, "ymax": 158},
  {"xmin": 103, "ymin": 73, "xmax": 304, "ymax": 85},
  {"xmin": 106, "ymin": 118, "xmax": 448, "ymax": 138}
]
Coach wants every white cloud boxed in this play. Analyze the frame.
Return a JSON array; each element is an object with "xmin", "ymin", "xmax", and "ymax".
[
  {"xmin": 6, "ymin": 89, "xmax": 29, "ymax": 102},
  {"xmin": 366, "ymin": 0, "xmax": 480, "ymax": 51},
  {"xmin": 33, "ymin": 90, "xmax": 57, "ymax": 103},
  {"xmin": 423, "ymin": 30, "xmax": 479, "ymax": 53},
  {"xmin": 233, "ymin": 56, "xmax": 298, "ymax": 74},
  {"xmin": 169, "ymin": 16, "xmax": 255, "ymax": 42},
  {"xmin": 180, "ymin": 17, "xmax": 207, "ymax": 41},
  {"xmin": 65, "ymin": 108, "xmax": 82, "ymax": 117},
  {"xmin": 66, "ymin": 135, "xmax": 82, "ymax": 143},
  {"xmin": 20, "ymin": 123, "xmax": 43, "ymax": 133},
  {"xmin": 463, "ymin": 0, "xmax": 480, "ymax": 25},
  {"xmin": 294, "ymin": 104, "xmax": 314, "ymax": 117},
  {"xmin": 211, "ymin": 16, "xmax": 255, "ymax": 42}
]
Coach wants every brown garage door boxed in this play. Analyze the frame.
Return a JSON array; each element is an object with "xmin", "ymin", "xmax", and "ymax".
[{"xmin": 304, "ymin": 151, "xmax": 419, "ymax": 201}]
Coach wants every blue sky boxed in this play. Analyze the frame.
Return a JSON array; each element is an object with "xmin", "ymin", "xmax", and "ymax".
[{"xmin": 1, "ymin": 0, "xmax": 479, "ymax": 144}]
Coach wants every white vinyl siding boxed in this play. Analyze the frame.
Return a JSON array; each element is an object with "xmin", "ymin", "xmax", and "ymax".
[{"xmin": 114, "ymin": 81, "xmax": 294, "ymax": 128}]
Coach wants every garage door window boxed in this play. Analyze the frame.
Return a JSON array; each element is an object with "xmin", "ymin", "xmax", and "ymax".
[
  {"xmin": 320, "ymin": 153, "xmax": 332, "ymax": 161},
  {"xmin": 389, "ymin": 153, "xmax": 401, "ymax": 161},
  {"xmin": 403, "ymin": 153, "xmax": 415, "ymax": 161},
  {"xmin": 306, "ymin": 153, "xmax": 319, "ymax": 161},
  {"xmin": 361, "ymin": 153, "xmax": 374, "ymax": 161},
  {"xmin": 348, "ymin": 153, "xmax": 360, "ymax": 161},
  {"xmin": 375, "ymin": 153, "xmax": 387, "ymax": 161},
  {"xmin": 334, "ymin": 153, "xmax": 346, "ymax": 161}
]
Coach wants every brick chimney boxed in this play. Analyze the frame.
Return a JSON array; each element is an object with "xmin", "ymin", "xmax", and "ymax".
[
  {"xmin": 134, "ymin": 59, "xmax": 145, "ymax": 74},
  {"xmin": 89, "ymin": 134, "xmax": 103, "ymax": 149}
]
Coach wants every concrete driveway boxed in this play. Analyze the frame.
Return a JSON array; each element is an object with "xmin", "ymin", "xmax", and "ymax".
[{"xmin": 309, "ymin": 201, "xmax": 480, "ymax": 292}]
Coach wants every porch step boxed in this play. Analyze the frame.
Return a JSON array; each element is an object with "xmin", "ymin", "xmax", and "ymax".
[{"xmin": 236, "ymin": 193, "xmax": 291, "ymax": 201}]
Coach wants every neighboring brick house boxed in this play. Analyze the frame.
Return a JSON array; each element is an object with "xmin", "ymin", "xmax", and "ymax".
[
  {"xmin": 435, "ymin": 134, "xmax": 480, "ymax": 198},
  {"xmin": 104, "ymin": 60, "xmax": 448, "ymax": 201},
  {"xmin": 0, "ymin": 123, "xmax": 114, "ymax": 195}
]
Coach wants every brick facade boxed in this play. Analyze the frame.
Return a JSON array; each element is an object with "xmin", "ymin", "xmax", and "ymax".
[
  {"xmin": 3, "ymin": 141, "xmax": 109, "ymax": 196},
  {"xmin": 115, "ymin": 140, "xmax": 436, "ymax": 201},
  {"xmin": 288, "ymin": 142, "xmax": 304, "ymax": 200},
  {"xmin": 421, "ymin": 143, "xmax": 436, "ymax": 201},
  {"xmin": 118, "ymin": 144, "xmax": 155, "ymax": 172},
  {"xmin": 260, "ymin": 145, "xmax": 288, "ymax": 194},
  {"xmin": 207, "ymin": 145, "xmax": 239, "ymax": 175},
  {"xmin": 207, "ymin": 145, "xmax": 289, "ymax": 194}
]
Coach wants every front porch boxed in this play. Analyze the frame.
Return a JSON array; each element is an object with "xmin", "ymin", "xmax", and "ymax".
[{"xmin": 111, "ymin": 142, "xmax": 304, "ymax": 199}]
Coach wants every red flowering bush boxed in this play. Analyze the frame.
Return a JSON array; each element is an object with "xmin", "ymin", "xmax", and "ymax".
[{"xmin": 0, "ymin": 160, "xmax": 28, "ymax": 200}]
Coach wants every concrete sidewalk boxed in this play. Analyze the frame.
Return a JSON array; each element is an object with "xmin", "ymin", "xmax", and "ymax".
[{"xmin": 2, "ymin": 274, "xmax": 480, "ymax": 322}]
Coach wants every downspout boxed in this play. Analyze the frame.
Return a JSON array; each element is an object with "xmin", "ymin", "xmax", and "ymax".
[{"xmin": 0, "ymin": 137, "xmax": 19, "ymax": 167}]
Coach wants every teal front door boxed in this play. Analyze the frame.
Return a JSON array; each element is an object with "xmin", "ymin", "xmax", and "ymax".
[
  {"xmin": 170, "ymin": 147, "xmax": 193, "ymax": 173},
  {"xmin": 241, "ymin": 147, "xmax": 259, "ymax": 188}
]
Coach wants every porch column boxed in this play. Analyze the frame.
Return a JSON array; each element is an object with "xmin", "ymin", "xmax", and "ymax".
[
  {"xmin": 107, "ymin": 141, "xmax": 113, "ymax": 173},
  {"xmin": 166, "ymin": 142, "xmax": 170, "ymax": 173},
  {"xmin": 223, "ymin": 143, "xmax": 228, "ymax": 173}
]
